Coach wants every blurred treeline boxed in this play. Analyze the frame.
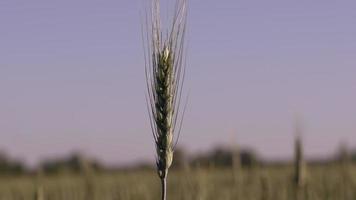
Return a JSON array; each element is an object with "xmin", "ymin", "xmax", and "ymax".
[
  {"xmin": 0, "ymin": 152, "xmax": 103, "ymax": 176},
  {"xmin": 0, "ymin": 146, "xmax": 356, "ymax": 176},
  {"xmin": 171, "ymin": 145, "xmax": 356, "ymax": 169}
]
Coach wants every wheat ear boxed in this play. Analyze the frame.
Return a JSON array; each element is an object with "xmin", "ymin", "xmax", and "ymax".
[
  {"xmin": 294, "ymin": 120, "xmax": 306, "ymax": 189},
  {"xmin": 143, "ymin": 0, "xmax": 187, "ymax": 199}
]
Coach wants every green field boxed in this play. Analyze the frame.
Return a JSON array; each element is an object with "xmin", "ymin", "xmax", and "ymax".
[{"xmin": 0, "ymin": 164, "xmax": 355, "ymax": 200}]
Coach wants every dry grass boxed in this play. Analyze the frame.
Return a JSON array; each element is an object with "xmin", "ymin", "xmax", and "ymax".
[{"xmin": 1, "ymin": 165, "xmax": 356, "ymax": 200}]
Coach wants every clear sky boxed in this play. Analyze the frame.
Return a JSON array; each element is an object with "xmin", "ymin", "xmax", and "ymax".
[{"xmin": 1, "ymin": 0, "xmax": 355, "ymax": 166}]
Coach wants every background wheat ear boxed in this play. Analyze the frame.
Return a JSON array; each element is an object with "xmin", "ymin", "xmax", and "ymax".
[
  {"xmin": 293, "ymin": 119, "xmax": 307, "ymax": 190},
  {"xmin": 143, "ymin": 0, "xmax": 187, "ymax": 200},
  {"xmin": 34, "ymin": 167, "xmax": 44, "ymax": 200}
]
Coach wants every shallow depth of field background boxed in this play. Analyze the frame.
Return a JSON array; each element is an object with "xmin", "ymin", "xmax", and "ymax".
[{"xmin": 1, "ymin": 0, "xmax": 356, "ymax": 199}]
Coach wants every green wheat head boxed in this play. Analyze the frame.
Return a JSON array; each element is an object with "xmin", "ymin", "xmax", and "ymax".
[{"xmin": 143, "ymin": 0, "xmax": 187, "ymax": 179}]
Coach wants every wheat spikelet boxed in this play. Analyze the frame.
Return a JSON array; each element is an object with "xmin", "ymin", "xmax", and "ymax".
[{"xmin": 143, "ymin": 0, "xmax": 187, "ymax": 199}]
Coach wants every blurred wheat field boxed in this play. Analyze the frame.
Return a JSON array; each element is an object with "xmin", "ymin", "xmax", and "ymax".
[{"xmin": 0, "ymin": 164, "xmax": 355, "ymax": 200}]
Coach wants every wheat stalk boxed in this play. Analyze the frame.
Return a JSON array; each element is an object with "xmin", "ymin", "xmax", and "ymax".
[
  {"xmin": 35, "ymin": 168, "xmax": 44, "ymax": 200},
  {"xmin": 143, "ymin": 0, "xmax": 187, "ymax": 200}
]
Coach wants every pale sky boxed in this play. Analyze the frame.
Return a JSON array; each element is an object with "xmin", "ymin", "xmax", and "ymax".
[{"xmin": 1, "ymin": 0, "xmax": 356, "ymax": 166}]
